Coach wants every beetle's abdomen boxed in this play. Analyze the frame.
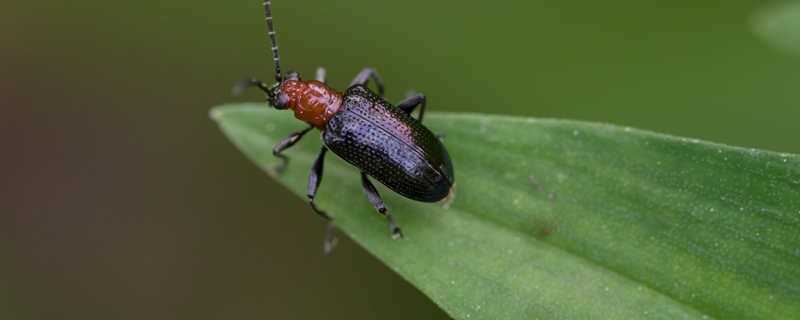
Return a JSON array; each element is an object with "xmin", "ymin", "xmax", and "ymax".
[{"xmin": 323, "ymin": 86, "xmax": 453, "ymax": 202}]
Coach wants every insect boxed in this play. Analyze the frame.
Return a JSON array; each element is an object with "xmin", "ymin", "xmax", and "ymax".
[{"xmin": 235, "ymin": 1, "xmax": 454, "ymax": 250}]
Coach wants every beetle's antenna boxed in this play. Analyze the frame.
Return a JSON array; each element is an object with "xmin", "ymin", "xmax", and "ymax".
[{"xmin": 263, "ymin": 0, "xmax": 282, "ymax": 82}]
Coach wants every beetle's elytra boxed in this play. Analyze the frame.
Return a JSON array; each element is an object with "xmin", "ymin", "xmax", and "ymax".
[{"xmin": 235, "ymin": 0, "xmax": 454, "ymax": 252}]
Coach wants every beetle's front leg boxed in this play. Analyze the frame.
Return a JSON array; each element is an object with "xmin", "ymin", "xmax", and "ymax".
[
  {"xmin": 307, "ymin": 146, "xmax": 338, "ymax": 254},
  {"xmin": 397, "ymin": 92, "xmax": 427, "ymax": 123},
  {"xmin": 232, "ymin": 77, "xmax": 270, "ymax": 96},
  {"xmin": 271, "ymin": 126, "xmax": 313, "ymax": 174},
  {"xmin": 360, "ymin": 172, "xmax": 403, "ymax": 239},
  {"xmin": 350, "ymin": 67, "xmax": 385, "ymax": 97}
]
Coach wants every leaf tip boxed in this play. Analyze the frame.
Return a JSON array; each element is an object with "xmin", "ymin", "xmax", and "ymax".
[{"xmin": 209, "ymin": 107, "xmax": 226, "ymax": 122}]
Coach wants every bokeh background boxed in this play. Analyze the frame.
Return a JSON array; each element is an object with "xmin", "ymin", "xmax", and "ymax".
[{"xmin": 5, "ymin": 0, "xmax": 799, "ymax": 319}]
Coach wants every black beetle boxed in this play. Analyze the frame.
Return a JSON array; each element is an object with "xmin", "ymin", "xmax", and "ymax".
[{"xmin": 235, "ymin": 0, "xmax": 454, "ymax": 250}]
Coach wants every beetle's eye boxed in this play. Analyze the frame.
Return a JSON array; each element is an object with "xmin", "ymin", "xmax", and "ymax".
[{"xmin": 273, "ymin": 92, "xmax": 290, "ymax": 109}]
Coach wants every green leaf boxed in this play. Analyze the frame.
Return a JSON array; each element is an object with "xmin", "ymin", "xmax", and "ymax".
[{"xmin": 211, "ymin": 104, "xmax": 800, "ymax": 319}]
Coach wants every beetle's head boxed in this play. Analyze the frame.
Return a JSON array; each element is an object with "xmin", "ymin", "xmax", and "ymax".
[
  {"xmin": 266, "ymin": 82, "xmax": 289, "ymax": 110},
  {"xmin": 266, "ymin": 71, "xmax": 301, "ymax": 110}
]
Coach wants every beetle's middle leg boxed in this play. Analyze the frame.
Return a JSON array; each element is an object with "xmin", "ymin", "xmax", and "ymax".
[
  {"xmin": 350, "ymin": 67, "xmax": 385, "ymax": 97},
  {"xmin": 307, "ymin": 146, "xmax": 338, "ymax": 254},
  {"xmin": 272, "ymin": 126, "xmax": 313, "ymax": 174},
  {"xmin": 315, "ymin": 67, "xmax": 326, "ymax": 83},
  {"xmin": 360, "ymin": 172, "xmax": 403, "ymax": 239},
  {"xmin": 397, "ymin": 92, "xmax": 427, "ymax": 123}
]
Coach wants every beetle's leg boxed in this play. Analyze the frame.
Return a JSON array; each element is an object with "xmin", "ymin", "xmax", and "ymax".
[
  {"xmin": 315, "ymin": 67, "xmax": 326, "ymax": 83},
  {"xmin": 350, "ymin": 67, "xmax": 385, "ymax": 97},
  {"xmin": 232, "ymin": 77, "xmax": 270, "ymax": 96},
  {"xmin": 360, "ymin": 172, "xmax": 403, "ymax": 239},
  {"xmin": 272, "ymin": 126, "xmax": 313, "ymax": 174},
  {"xmin": 307, "ymin": 146, "xmax": 338, "ymax": 254},
  {"xmin": 396, "ymin": 92, "xmax": 427, "ymax": 123},
  {"xmin": 307, "ymin": 146, "xmax": 329, "ymax": 219},
  {"xmin": 321, "ymin": 221, "xmax": 338, "ymax": 255}
]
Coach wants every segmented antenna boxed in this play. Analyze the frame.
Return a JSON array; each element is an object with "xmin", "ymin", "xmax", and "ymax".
[{"xmin": 263, "ymin": 0, "xmax": 282, "ymax": 82}]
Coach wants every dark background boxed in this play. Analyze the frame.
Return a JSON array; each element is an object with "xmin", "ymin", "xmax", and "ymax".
[{"xmin": 5, "ymin": 1, "xmax": 799, "ymax": 319}]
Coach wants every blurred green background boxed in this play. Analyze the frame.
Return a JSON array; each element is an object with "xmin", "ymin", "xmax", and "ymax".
[{"xmin": 5, "ymin": 0, "xmax": 799, "ymax": 319}]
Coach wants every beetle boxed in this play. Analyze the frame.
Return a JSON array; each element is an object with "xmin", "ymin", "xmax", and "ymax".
[{"xmin": 235, "ymin": 0, "xmax": 454, "ymax": 251}]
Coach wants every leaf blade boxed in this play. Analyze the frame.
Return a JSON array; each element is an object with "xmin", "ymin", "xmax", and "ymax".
[{"xmin": 212, "ymin": 104, "xmax": 800, "ymax": 319}]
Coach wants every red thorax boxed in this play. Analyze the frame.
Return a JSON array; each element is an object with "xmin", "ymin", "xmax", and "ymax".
[{"xmin": 280, "ymin": 80, "xmax": 343, "ymax": 130}]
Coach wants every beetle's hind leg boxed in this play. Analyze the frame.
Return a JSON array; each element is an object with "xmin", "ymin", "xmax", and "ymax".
[
  {"xmin": 271, "ymin": 126, "xmax": 313, "ymax": 175},
  {"xmin": 307, "ymin": 146, "xmax": 338, "ymax": 254},
  {"xmin": 397, "ymin": 91, "xmax": 427, "ymax": 123},
  {"xmin": 360, "ymin": 172, "xmax": 403, "ymax": 239},
  {"xmin": 350, "ymin": 68, "xmax": 385, "ymax": 97}
]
